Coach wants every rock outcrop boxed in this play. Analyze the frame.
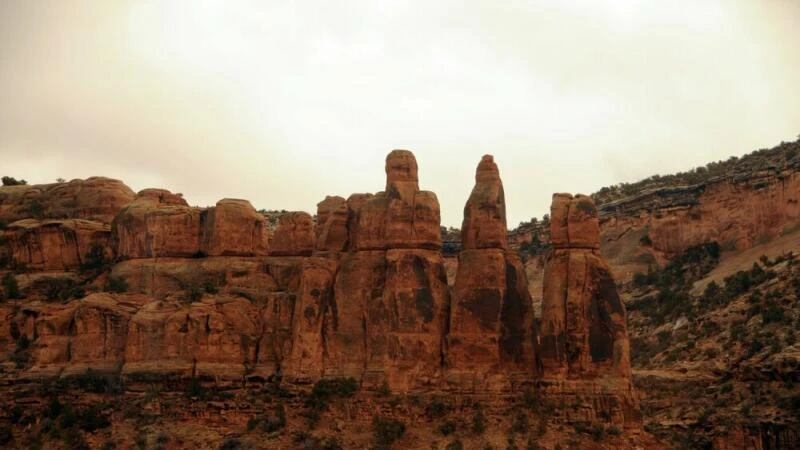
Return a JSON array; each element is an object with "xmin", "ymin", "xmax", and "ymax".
[
  {"xmin": 447, "ymin": 155, "xmax": 536, "ymax": 391},
  {"xmin": 332, "ymin": 152, "xmax": 446, "ymax": 390},
  {"xmin": 113, "ymin": 189, "xmax": 201, "ymax": 259},
  {"xmin": 1, "ymin": 219, "xmax": 111, "ymax": 271},
  {"xmin": 314, "ymin": 196, "xmax": 348, "ymax": 252},
  {"xmin": 269, "ymin": 212, "xmax": 315, "ymax": 256},
  {"xmin": 201, "ymin": 199, "xmax": 269, "ymax": 257},
  {"xmin": 598, "ymin": 166, "xmax": 800, "ymax": 282},
  {"xmin": 0, "ymin": 177, "xmax": 135, "ymax": 224},
  {"xmin": 113, "ymin": 191, "xmax": 270, "ymax": 259},
  {"xmin": 540, "ymin": 194, "xmax": 631, "ymax": 379}
]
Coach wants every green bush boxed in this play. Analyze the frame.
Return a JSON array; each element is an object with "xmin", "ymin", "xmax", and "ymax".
[
  {"xmin": 2, "ymin": 176, "xmax": 27, "ymax": 186},
  {"xmin": 36, "ymin": 276, "xmax": 85, "ymax": 302},
  {"xmin": 2, "ymin": 273, "xmax": 22, "ymax": 299},
  {"xmin": 105, "ymin": 276, "xmax": 128, "ymax": 293},
  {"xmin": 0, "ymin": 425, "xmax": 12, "ymax": 446},
  {"xmin": 372, "ymin": 416, "xmax": 405, "ymax": 449},
  {"xmin": 425, "ymin": 397, "xmax": 453, "ymax": 419},
  {"xmin": 445, "ymin": 439, "xmax": 464, "ymax": 450},
  {"xmin": 306, "ymin": 377, "xmax": 359, "ymax": 411},
  {"xmin": 81, "ymin": 244, "xmax": 110, "ymax": 273},
  {"xmin": 438, "ymin": 419, "xmax": 457, "ymax": 436},
  {"xmin": 472, "ymin": 409, "xmax": 487, "ymax": 434}
]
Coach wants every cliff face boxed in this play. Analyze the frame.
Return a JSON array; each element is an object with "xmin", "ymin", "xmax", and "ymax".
[
  {"xmin": 0, "ymin": 151, "xmax": 643, "ymax": 449},
  {"xmin": 599, "ymin": 166, "xmax": 800, "ymax": 283}
]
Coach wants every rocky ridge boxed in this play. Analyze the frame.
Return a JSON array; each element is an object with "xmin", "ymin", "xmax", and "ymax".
[{"xmin": 0, "ymin": 151, "xmax": 642, "ymax": 449}]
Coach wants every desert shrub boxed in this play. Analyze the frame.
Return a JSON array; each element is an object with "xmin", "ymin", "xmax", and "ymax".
[
  {"xmin": 372, "ymin": 416, "xmax": 405, "ymax": 449},
  {"xmin": 26, "ymin": 200, "xmax": 45, "ymax": 219},
  {"xmin": 305, "ymin": 377, "xmax": 358, "ymax": 411},
  {"xmin": 425, "ymin": 397, "xmax": 453, "ymax": 419},
  {"xmin": 185, "ymin": 284, "xmax": 203, "ymax": 302},
  {"xmin": 105, "ymin": 276, "xmax": 128, "ymax": 293},
  {"xmin": 2, "ymin": 176, "xmax": 27, "ymax": 186},
  {"xmin": 0, "ymin": 426, "xmax": 12, "ymax": 446},
  {"xmin": 80, "ymin": 244, "xmax": 110, "ymax": 273},
  {"xmin": 74, "ymin": 369, "xmax": 117, "ymax": 393},
  {"xmin": 292, "ymin": 432, "xmax": 343, "ymax": 450},
  {"xmin": 248, "ymin": 403, "xmax": 286, "ymax": 433},
  {"xmin": 438, "ymin": 419, "xmax": 457, "ymax": 436},
  {"xmin": 78, "ymin": 404, "xmax": 110, "ymax": 432},
  {"xmin": 510, "ymin": 410, "xmax": 528, "ymax": 433},
  {"xmin": 445, "ymin": 439, "xmax": 464, "ymax": 450},
  {"xmin": 2, "ymin": 273, "xmax": 22, "ymax": 299},
  {"xmin": 203, "ymin": 281, "xmax": 219, "ymax": 294},
  {"xmin": 36, "ymin": 276, "xmax": 85, "ymax": 302},
  {"xmin": 472, "ymin": 409, "xmax": 487, "ymax": 434},
  {"xmin": 219, "ymin": 437, "xmax": 242, "ymax": 450}
]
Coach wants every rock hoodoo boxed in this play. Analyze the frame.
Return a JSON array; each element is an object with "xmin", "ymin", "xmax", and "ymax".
[
  {"xmin": 447, "ymin": 155, "xmax": 536, "ymax": 391},
  {"xmin": 540, "ymin": 193, "xmax": 631, "ymax": 379}
]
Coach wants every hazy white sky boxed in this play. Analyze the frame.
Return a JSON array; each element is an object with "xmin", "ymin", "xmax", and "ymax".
[{"xmin": 1, "ymin": 0, "xmax": 799, "ymax": 227}]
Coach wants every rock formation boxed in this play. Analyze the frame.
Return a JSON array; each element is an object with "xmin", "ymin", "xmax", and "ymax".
[
  {"xmin": 314, "ymin": 196, "xmax": 348, "ymax": 252},
  {"xmin": 540, "ymin": 194, "xmax": 631, "ymax": 379},
  {"xmin": 201, "ymin": 198, "xmax": 269, "ymax": 257},
  {"xmin": 290, "ymin": 151, "xmax": 449, "ymax": 391},
  {"xmin": 269, "ymin": 212, "xmax": 315, "ymax": 256},
  {"xmin": 1, "ymin": 219, "xmax": 111, "ymax": 271},
  {"xmin": 113, "ymin": 191, "xmax": 270, "ymax": 259},
  {"xmin": 447, "ymin": 155, "xmax": 536, "ymax": 391},
  {"xmin": 0, "ymin": 177, "xmax": 135, "ymax": 224}
]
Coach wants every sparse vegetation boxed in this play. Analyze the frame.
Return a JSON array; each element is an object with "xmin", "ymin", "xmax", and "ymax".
[
  {"xmin": 2, "ymin": 273, "xmax": 22, "ymax": 300},
  {"xmin": 305, "ymin": 377, "xmax": 359, "ymax": 411},
  {"xmin": 372, "ymin": 416, "xmax": 405, "ymax": 449},
  {"xmin": 2, "ymin": 176, "xmax": 27, "ymax": 186},
  {"xmin": 105, "ymin": 276, "xmax": 128, "ymax": 293}
]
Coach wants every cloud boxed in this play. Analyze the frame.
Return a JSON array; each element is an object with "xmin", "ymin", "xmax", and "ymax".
[{"xmin": 1, "ymin": 0, "xmax": 799, "ymax": 226}]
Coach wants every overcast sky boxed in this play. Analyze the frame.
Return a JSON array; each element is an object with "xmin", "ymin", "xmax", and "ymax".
[{"xmin": 1, "ymin": 1, "xmax": 799, "ymax": 227}]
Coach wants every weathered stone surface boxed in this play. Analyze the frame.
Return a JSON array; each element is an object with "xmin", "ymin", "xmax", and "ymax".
[
  {"xmin": 352, "ymin": 151, "xmax": 442, "ymax": 251},
  {"xmin": 284, "ymin": 257, "xmax": 338, "ymax": 381},
  {"xmin": 123, "ymin": 296, "xmax": 262, "ymax": 382},
  {"xmin": 113, "ymin": 189, "xmax": 201, "ymax": 259},
  {"xmin": 364, "ymin": 249, "xmax": 448, "ymax": 391},
  {"xmin": 540, "ymin": 194, "xmax": 630, "ymax": 379},
  {"xmin": 447, "ymin": 156, "xmax": 535, "ymax": 391},
  {"xmin": 111, "ymin": 256, "xmax": 303, "ymax": 303},
  {"xmin": 269, "ymin": 212, "xmax": 314, "ymax": 256},
  {"xmin": 324, "ymin": 251, "xmax": 382, "ymax": 379},
  {"xmin": 0, "ymin": 177, "xmax": 135, "ymax": 224},
  {"xmin": 461, "ymin": 155, "xmax": 507, "ymax": 250},
  {"xmin": 551, "ymin": 193, "xmax": 600, "ymax": 249},
  {"xmin": 1, "ymin": 219, "xmax": 111, "ymax": 271},
  {"xmin": 201, "ymin": 198, "xmax": 269, "ymax": 256},
  {"xmin": 315, "ymin": 196, "xmax": 348, "ymax": 252}
]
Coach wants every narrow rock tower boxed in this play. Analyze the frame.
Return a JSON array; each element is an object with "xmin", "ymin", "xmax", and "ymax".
[
  {"xmin": 447, "ymin": 155, "xmax": 536, "ymax": 392},
  {"xmin": 540, "ymin": 193, "xmax": 631, "ymax": 379}
]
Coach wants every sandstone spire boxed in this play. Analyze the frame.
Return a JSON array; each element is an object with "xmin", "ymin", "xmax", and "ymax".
[
  {"xmin": 540, "ymin": 193, "xmax": 631, "ymax": 379},
  {"xmin": 447, "ymin": 155, "xmax": 536, "ymax": 391},
  {"xmin": 461, "ymin": 154, "xmax": 507, "ymax": 250}
]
